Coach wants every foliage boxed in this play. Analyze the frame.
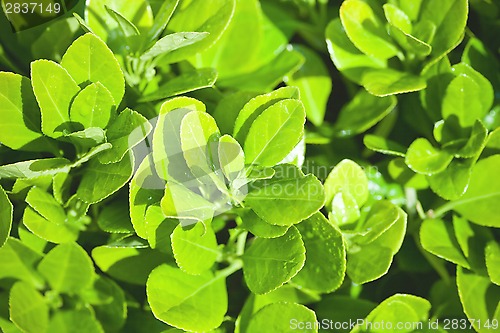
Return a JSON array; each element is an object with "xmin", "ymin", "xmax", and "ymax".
[{"xmin": 0, "ymin": 0, "xmax": 499, "ymax": 332}]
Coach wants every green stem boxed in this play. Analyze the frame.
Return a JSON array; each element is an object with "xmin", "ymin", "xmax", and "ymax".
[
  {"xmin": 432, "ymin": 201, "xmax": 456, "ymax": 218},
  {"xmin": 216, "ymin": 260, "xmax": 243, "ymax": 279}
]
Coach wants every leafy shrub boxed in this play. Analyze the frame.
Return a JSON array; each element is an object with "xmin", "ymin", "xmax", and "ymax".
[{"xmin": 0, "ymin": 0, "xmax": 499, "ymax": 332}]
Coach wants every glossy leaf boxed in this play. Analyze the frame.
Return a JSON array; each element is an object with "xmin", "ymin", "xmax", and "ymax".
[
  {"xmin": 324, "ymin": 159, "xmax": 368, "ymax": 209},
  {"xmin": 333, "ymin": 91, "xmax": 396, "ymax": 137},
  {"xmin": 452, "ymin": 155, "xmax": 500, "ymax": 227},
  {"xmin": 239, "ymin": 209, "xmax": 289, "ymax": 239},
  {"xmin": 292, "ymin": 213, "xmax": 346, "ymax": 293},
  {"xmin": 364, "ymin": 135, "xmax": 406, "ymax": 157},
  {"xmin": 141, "ymin": 32, "xmax": 209, "ymax": 60},
  {"xmin": 171, "ymin": 223, "xmax": 218, "ymax": 275},
  {"xmin": 457, "ymin": 267, "xmax": 500, "ymax": 333},
  {"xmin": 405, "ymin": 138, "xmax": 453, "ymax": 175},
  {"xmin": 98, "ymin": 108, "xmax": 152, "ymax": 164},
  {"xmin": 105, "ymin": 5, "xmax": 140, "ymax": 37},
  {"xmin": 325, "ymin": 18, "xmax": 386, "ymax": 84},
  {"xmin": 339, "ymin": 0, "xmax": 400, "ymax": 60},
  {"xmin": 420, "ymin": 218, "xmax": 469, "ymax": 268},
  {"xmin": 69, "ymin": 82, "xmax": 115, "ymax": 130},
  {"xmin": 245, "ymin": 175, "xmax": 324, "ymax": 226},
  {"xmin": 242, "ymin": 226, "xmax": 305, "ymax": 294},
  {"xmin": 61, "ymin": 33, "xmax": 125, "ymax": 104},
  {"xmin": 442, "ymin": 74, "xmax": 485, "ymax": 127},
  {"xmin": 351, "ymin": 294, "xmax": 431, "ymax": 333},
  {"xmin": 37, "ymin": 242, "xmax": 95, "ymax": 293},
  {"xmin": 0, "ymin": 72, "xmax": 44, "ymax": 149},
  {"xmin": 233, "ymin": 86, "xmax": 299, "ymax": 144},
  {"xmin": 31, "ymin": 60, "xmax": 80, "ymax": 138},
  {"xmin": 77, "ymin": 153, "xmax": 134, "ymax": 204},
  {"xmin": 362, "ymin": 69, "xmax": 427, "ymax": 97},
  {"xmin": 247, "ymin": 302, "xmax": 317, "ymax": 333},
  {"xmin": 244, "ymin": 99, "xmax": 305, "ymax": 166},
  {"xmin": 147, "ymin": 264, "xmax": 227, "ymax": 332}
]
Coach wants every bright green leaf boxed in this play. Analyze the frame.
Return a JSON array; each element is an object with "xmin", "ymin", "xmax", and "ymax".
[
  {"xmin": 292, "ymin": 213, "xmax": 346, "ymax": 293},
  {"xmin": 147, "ymin": 264, "xmax": 228, "ymax": 332},
  {"xmin": 37, "ymin": 242, "xmax": 95, "ymax": 293},
  {"xmin": 9, "ymin": 282, "xmax": 49, "ymax": 333},
  {"xmin": 0, "ymin": 185, "xmax": 13, "ymax": 247},
  {"xmin": 61, "ymin": 33, "xmax": 125, "ymax": 104},
  {"xmin": 31, "ymin": 59, "xmax": 80, "ymax": 138},
  {"xmin": 405, "ymin": 138, "xmax": 453, "ymax": 175},
  {"xmin": 69, "ymin": 82, "xmax": 115, "ymax": 130},
  {"xmin": 247, "ymin": 302, "xmax": 317, "ymax": 333},
  {"xmin": 242, "ymin": 226, "xmax": 305, "ymax": 294},
  {"xmin": 171, "ymin": 222, "xmax": 218, "ymax": 275}
]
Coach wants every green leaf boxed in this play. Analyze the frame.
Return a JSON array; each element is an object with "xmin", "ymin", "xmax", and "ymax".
[
  {"xmin": 130, "ymin": 155, "xmax": 165, "ymax": 239},
  {"xmin": 218, "ymin": 48, "xmax": 304, "ymax": 92},
  {"xmin": 77, "ymin": 153, "xmax": 134, "ymax": 204},
  {"xmin": 292, "ymin": 213, "xmax": 346, "ymax": 293},
  {"xmin": 161, "ymin": 0, "xmax": 236, "ymax": 64},
  {"xmin": 171, "ymin": 222, "xmax": 219, "ymax": 275},
  {"xmin": 69, "ymin": 82, "xmax": 115, "ymax": 130},
  {"xmin": 218, "ymin": 134, "xmax": 245, "ymax": 183},
  {"xmin": 0, "ymin": 72, "xmax": 44, "ymax": 150},
  {"xmin": 97, "ymin": 201, "xmax": 135, "ymax": 234},
  {"xmin": 339, "ymin": 0, "xmax": 400, "ymax": 60},
  {"xmin": 0, "ymin": 238, "xmax": 43, "ymax": 287},
  {"xmin": 242, "ymin": 226, "xmax": 305, "ymax": 294},
  {"xmin": 180, "ymin": 111, "xmax": 220, "ymax": 178},
  {"xmin": 152, "ymin": 97, "xmax": 205, "ymax": 180},
  {"xmin": 383, "ymin": 3, "xmax": 412, "ymax": 33},
  {"xmin": 364, "ymin": 135, "xmax": 406, "ymax": 157},
  {"xmin": 405, "ymin": 138, "xmax": 453, "ymax": 175},
  {"xmin": 346, "ymin": 206, "xmax": 407, "ymax": 284},
  {"xmin": 141, "ymin": 68, "xmax": 217, "ymax": 103},
  {"xmin": 457, "ymin": 267, "xmax": 500, "ymax": 333},
  {"xmin": 161, "ymin": 182, "xmax": 216, "ymax": 225},
  {"xmin": 239, "ymin": 209, "xmax": 289, "ymax": 239},
  {"xmin": 37, "ymin": 242, "xmax": 95, "ymax": 293},
  {"xmin": 92, "ymin": 246, "xmax": 168, "ymax": 285},
  {"xmin": 47, "ymin": 309, "xmax": 104, "ymax": 333},
  {"xmin": 284, "ymin": 45, "xmax": 331, "ymax": 126},
  {"xmin": 147, "ymin": 0, "xmax": 179, "ymax": 43},
  {"xmin": 141, "ymin": 32, "xmax": 209, "ymax": 60},
  {"xmin": 420, "ymin": 218, "xmax": 469, "ymax": 267},
  {"xmin": 244, "ymin": 99, "xmax": 305, "ymax": 166},
  {"xmin": 452, "ymin": 155, "xmax": 500, "ymax": 227},
  {"xmin": 0, "ymin": 158, "xmax": 71, "ymax": 180},
  {"xmin": 0, "ymin": 185, "xmax": 12, "ymax": 247},
  {"xmin": 23, "ymin": 187, "xmax": 79, "ymax": 244},
  {"xmin": 99, "ymin": 108, "xmax": 152, "ymax": 164},
  {"xmin": 442, "ymin": 74, "xmax": 485, "ymax": 127},
  {"xmin": 86, "ymin": 276, "xmax": 126, "ymax": 332},
  {"xmin": 486, "ymin": 242, "xmax": 500, "ymax": 286},
  {"xmin": 247, "ymin": 302, "xmax": 317, "ymax": 333},
  {"xmin": 245, "ymin": 175, "xmax": 324, "ymax": 226},
  {"xmin": 233, "ymin": 86, "xmax": 299, "ymax": 144},
  {"xmin": 9, "ymin": 281, "xmax": 49, "ymax": 333},
  {"xmin": 64, "ymin": 127, "xmax": 106, "ymax": 153},
  {"xmin": 31, "ymin": 59, "xmax": 80, "ymax": 138},
  {"xmin": 351, "ymin": 294, "xmax": 431, "ymax": 333},
  {"xmin": 362, "ymin": 69, "xmax": 427, "ymax": 97},
  {"xmin": 333, "ymin": 91, "xmax": 396, "ymax": 137},
  {"xmin": 427, "ymin": 158, "xmax": 474, "ymax": 200},
  {"xmin": 61, "ymin": 33, "xmax": 125, "ymax": 105},
  {"xmin": 315, "ymin": 296, "xmax": 375, "ymax": 333},
  {"xmin": 145, "ymin": 206, "xmax": 177, "ymax": 253},
  {"xmin": 85, "ymin": 0, "xmax": 153, "ymax": 43},
  {"xmin": 452, "ymin": 63, "xmax": 494, "ymax": 117},
  {"xmin": 105, "ymin": 5, "xmax": 140, "ymax": 37},
  {"xmin": 147, "ymin": 264, "xmax": 228, "ymax": 332},
  {"xmin": 325, "ymin": 18, "xmax": 386, "ymax": 84},
  {"xmin": 420, "ymin": 0, "xmax": 468, "ymax": 59},
  {"xmin": 324, "ymin": 159, "xmax": 369, "ymax": 210}
]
